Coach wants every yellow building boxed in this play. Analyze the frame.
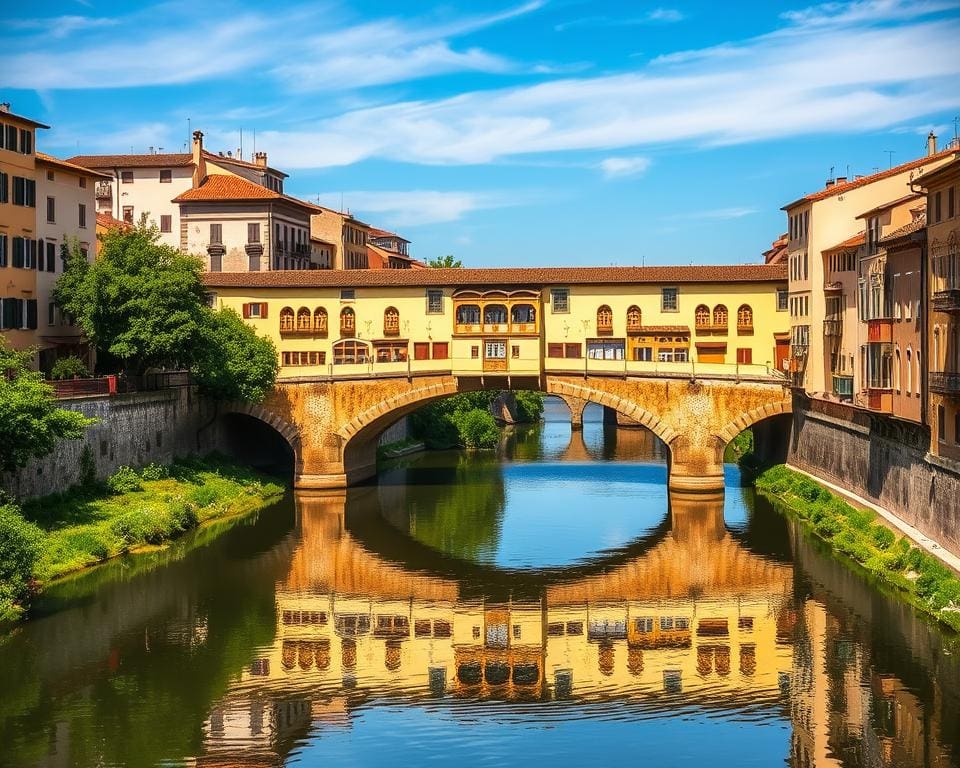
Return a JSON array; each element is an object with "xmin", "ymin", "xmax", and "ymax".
[
  {"xmin": 0, "ymin": 104, "xmax": 48, "ymax": 356},
  {"xmin": 310, "ymin": 205, "xmax": 372, "ymax": 270},
  {"xmin": 202, "ymin": 264, "xmax": 788, "ymax": 381},
  {"xmin": 920, "ymin": 156, "xmax": 960, "ymax": 458}
]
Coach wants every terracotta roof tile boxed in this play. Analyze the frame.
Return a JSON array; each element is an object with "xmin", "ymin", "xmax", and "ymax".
[
  {"xmin": 782, "ymin": 148, "xmax": 960, "ymax": 210},
  {"xmin": 0, "ymin": 109, "xmax": 49, "ymax": 130},
  {"xmin": 369, "ymin": 227, "xmax": 410, "ymax": 242},
  {"xmin": 204, "ymin": 151, "xmax": 288, "ymax": 178},
  {"xmin": 65, "ymin": 153, "xmax": 193, "ymax": 169},
  {"xmin": 855, "ymin": 193, "xmax": 922, "ymax": 220},
  {"xmin": 95, "ymin": 212, "xmax": 130, "ymax": 230},
  {"xmin": 36, "ymin": 152, "xmax": 112, "ymax": 178},
  {"xmin": 822, "ymin": 232, "xmax": 865, "ymax": 253},
  {"xmin": 172, "ymin": 174, "xmax": 323, "ymax": 212},
  {"xmin": 203, "ymin": 263, "xmax": 787, "ymax": 289},
  {"xmin": 880, "ymin": 214, "xmax": 926, "ymax": 244}
]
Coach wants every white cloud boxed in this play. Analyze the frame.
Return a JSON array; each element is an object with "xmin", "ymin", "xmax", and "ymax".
[
  {"xmin": 8, "ymin": 14, "xmax": 119, "ymax": 39},
  {"xmin": 599, "ymin": 156, "xmax": 651, "ymax": 178},
  {"xmin": 316, "ymin": 190, "xmax": 521, "ymax": 226},
  {"xmin": 555, "ymin": 9, "xmax": 684, "ymax": 32},
  {"xmin": 781, "ymin": 0, "xmax": 959, "ymax": 28},
  {"xmin": 255, "ymin": 17, "xmax": 960, "ymax": 168}
]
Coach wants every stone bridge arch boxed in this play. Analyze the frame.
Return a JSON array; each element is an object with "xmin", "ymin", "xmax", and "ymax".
[{"xmin": 246, "ymin": 372, "xmax": 790, "ymax": 493}]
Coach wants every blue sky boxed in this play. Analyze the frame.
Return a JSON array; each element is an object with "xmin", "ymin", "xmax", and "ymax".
[{"xmin": 4, "ymin": 0, "xmax": 960, "ymax": 266}]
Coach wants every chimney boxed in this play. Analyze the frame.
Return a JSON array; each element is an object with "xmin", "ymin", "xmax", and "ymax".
[
  {"xmin": 835, "ymin": 176, "xmax": 847, "ymax": 185},
  {"xmin": 825, "ymin": 179, "xmax": 835, "ymax": 189},
  {"xmin": 191, "ymin": 130, "xmax": 206, "ymax": 188},
  {"xmin": 254, "ymin": 151, "xmax": 268, "ymax": 168},
  {"xmin": 928, "ymin": 131, "xmax": 937, "ymax": 156}
]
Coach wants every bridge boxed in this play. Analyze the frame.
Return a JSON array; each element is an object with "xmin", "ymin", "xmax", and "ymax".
[{"xmin": 204, "ymin": 264, "xmax": 791, "ymax": 492}]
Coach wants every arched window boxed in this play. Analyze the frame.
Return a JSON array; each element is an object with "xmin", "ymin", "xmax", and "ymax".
[
  {"xmin": 713, "ymin": 304, "xmax": 728, "ymax": 327},
  {"xmin": 934, "ymin": 327, "xmax": 941, "ymax": 368},
  {"xmin": 906, "ymin": 347, "xmax": 912, "ymax": 394},
  {"xmin": 384, "ymin": 306, "xmax": 399, "ymax": 335},
  {"xmin": 313, "ymin": 307, "xmax": 328, "ymax": 333},
  {"xmin": 279, "ymin": 306, "xmax": 294, "ymax": 332},
  {"xmin": 626, "ymin": 305, "xmax": 641, "ymax": 330},
  {"xmin": 511, "ymin": 304, "xmax": 536, "ymax": 324},
  {"xmin": 296, "ymin": 307, "xmax": 311, "ymax": 331},
  {"xmin": 916, "ymin": 349, "xmax": 921, "ymax": 397},
  {"xmin": 340, "ymin": 307, "xmax": 355, "ymax": 336},
  {"xmin": 483, "ymin": 304, "xmax": 507, "ymax": 325},
  {"xmin": 737, "ymin": 304, "xmax": 753, "ymax": 329},
  {"xmin": 597, "ymin": 305, "xmax": 613, "ymax": 332},
  {"xmin": 456, "ymin": 304, "xmax": 480, "ymax": 324},
  {"xmin": 333, "ymin": 339, "xmax": 368, "ymax": 365},
  {"xmin": 894, "ymin": 347, "xmax": 901, "ymax": 393},
  {"xmin": 695, "ymin": 304, "xmax": 710, "ymax": 328}
]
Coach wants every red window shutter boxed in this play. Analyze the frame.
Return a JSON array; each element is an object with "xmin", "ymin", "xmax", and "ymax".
[
  {"xmin": 260, "ymin": 302, "xmax": 268, "ymax": 319},
  {"xmin": 242, "ymin": 303, "xmax": 251, "ymax": 319},
  {"xmin": 565, "ymin": 343, "xmax": 581, "ymax": 359},
  {"xmin": 737, "ymin": 348, "xmax": 752, "ymax": 364},
  {"xmin": 414, "ymin": 342, "xmax": 430, "ymax": 360},
  {"xmin": 431, "ymin": 342, "xmax": 449, "ymax": 360},
  {"xmin": 547, "ymin": 343, "xmax": 563, "ymax": 358}
]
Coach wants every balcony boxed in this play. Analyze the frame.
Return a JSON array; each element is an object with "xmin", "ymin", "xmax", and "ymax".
[
  {"xmin": 736, "ymin": 323, "xmax": 754, "ymax": 335},
  {"xmin": 596, "ymin": 323, "xmax": 614, "ymax": 336},
  {"xmin": 832, "ymin": 374, "xmax": 853, "ymax": 399},
  {"xmin": 932, "ymin": 289, "xmax": 960, "ymax": 314},
  {"xmin": 930, "ymin": 371, "xmax": 960, "ymax": 395},
  {"xmin": 95, "ymin": 181, "xmax": 112, "ymax": 200},
  {"xmin": 823, "ymin": 319, "xmax": 842, "ymax": 337}
]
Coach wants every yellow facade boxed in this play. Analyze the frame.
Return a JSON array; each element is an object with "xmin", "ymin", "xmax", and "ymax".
[
  {"xmin": 0, "ymin": 107, "xmax": 48, "ymax": 357},
  {"xmin": 207, "ymin": 271, "xmax": 789, "ymax": 382}
]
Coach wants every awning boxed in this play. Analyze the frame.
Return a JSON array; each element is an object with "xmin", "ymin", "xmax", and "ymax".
[{"xmin": 695, "ymin": 341, "xmax": 728, "ymax": 350}]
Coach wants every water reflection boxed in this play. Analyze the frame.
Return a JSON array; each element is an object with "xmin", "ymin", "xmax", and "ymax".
[{"xmin": 0, "ymin": 417, "xmax": 958, "ymax": 767}]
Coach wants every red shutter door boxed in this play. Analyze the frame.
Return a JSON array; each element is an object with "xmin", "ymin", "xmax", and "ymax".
[
  {"xmin": 413, "ymin": 342, "xmax": 430, "ymax": 360},
  {"xmin": 242, "ymin": 303, "xmax": 251, "ymax": 319},
  {"xmin": 431, "ymin": 342, "xmax": 449, "ymax": 360}
]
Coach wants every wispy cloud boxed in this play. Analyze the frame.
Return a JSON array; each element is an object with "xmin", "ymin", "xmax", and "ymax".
[
  {"xmin": 781, "ymin": 0, "xmax": 959, "ymax": 28},
  {"xmin": 316, "ymin": 190, "xmax": 527, "ymax": 226},
  {"xmin": 253, "ymin": 15, "xmax": 960, "ymax": 168},
  {"xmin": 8, "ymin": 14, "xmax": 119, "ymax": 38},
  {"xmin": 555, "ymin": 9, "xmax": 684, "ymax": 32},
  {"xmin": 599, "ymin": 156, "xmax": 651, "ymax": 179},
  {"xmin": 668, "ymin": 207, "xmax": 758, "ymax": 221}
]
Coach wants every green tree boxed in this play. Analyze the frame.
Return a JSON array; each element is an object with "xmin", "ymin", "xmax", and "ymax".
[
  {"xmin": 0, "ymin": 504, "xmax": 43, "ymax": 621},
  {"xmin": 0, "ymin": 342, "xmax": 95, "ymax": 472},
  {"xmin": 194, "ymin": 308, "xmax": 278, "ymax": 402},
  {"xmin": 54, "ymin": 225, "xmax": 208, "ymax": 375},
  {"xmin": 427, "ymin": 254, "xmax": 462, "ymax": 268}
]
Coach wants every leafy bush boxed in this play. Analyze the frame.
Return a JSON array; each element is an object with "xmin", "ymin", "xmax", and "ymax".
[
  {"xmin": 456, "ymin": 409, "xmax": 501, "ymax": 448},
  {"xmin": 869, "ymin": 524, "xmax": 896, "ymax": 550},
  {"xmin": 107, "ymin": 466, "xmax": 143, "ymax": 494},
  {"xmin": 50, "ymin": 356, "xmax": 90, "ymax": 380},
  {"xmin": 140, "ymin": 462, "xmax": 170, "ymax": 481},
  {"xmin": 188, "ymin": 484, "xmax": 219, "ymax": 508},
  {"xmin": 514, "ymin": 391, "xmax": 544, "ymax": 423},
  {"xmin": 111, "ymin": 507, "xmax": 167, "ymax": 546},
  {"xmin": 0, "ymin": 504, "xmax": 43, "ymax": 612},
  {"xmin": 170, "ymin": 502, "xmax": 199, "ymax": 533}
]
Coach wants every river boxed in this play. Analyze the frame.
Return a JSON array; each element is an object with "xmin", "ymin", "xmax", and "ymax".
[{"xmin": 1, "ymin": 399, "xmax": 958, "ymax": 767}]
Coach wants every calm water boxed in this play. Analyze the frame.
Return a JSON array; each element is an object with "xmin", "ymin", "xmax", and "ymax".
[{"xmin": 1, "ymin": 399, "xmax": 959, "ymax": 767}]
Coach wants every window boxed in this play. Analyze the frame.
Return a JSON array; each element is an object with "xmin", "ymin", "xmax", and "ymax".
[
  {"xmin": 432, "ymin": 341, "xmax": 449, "ymax": 360},
  {"xmin": 340, "ymin": 307, "xmax": 356, "ymax": 335},
  {"xmin": 281, "ymin": 351, "xmax": 325, "ymax": 366},
  {"xmin": 736, "ymin": 348, "xmax": 753, "ymax": 364},
  {"xmin": 280, "ymin": 307, "xmax": 294, "ymax": 332},
  {"xmin": 4, "ymin": 125, "xmax": 17, "ymax": 151},
  {"xmin": 159, "ymin": 169, "xmax": 172, "ymax": 183},
  {"xmin": 713, "ymin": 304, "xmax": 728, "ymax": 327},
  {"xmin": 121, "ymin": 171, "xmax": 133, "ymax": 184},
  {"xmin": 949, "ymin": 187, "xmax": 956, "ymax": 219},
  {"xmin": 340, "ymin": 289, "xmax": 355, "ymax": 301},
  {"xmin": 210, "ymin": 223, "xmax": 222, "ymax": 244},
  {"xmin": 296, "ymin": 307, "xmax": 312, "ymax": 331},
  {"xmin": 13, "ymin": 177, "xmax": 36, "ymax": 207},
  {"xmin": 548, "ymin": 343, "xmax": 563, "ymax": 358},
  {"xmin": 375, "ymin": 341, "xmax": 408, "ymax": 363},
  {"xmin": 333, "ymin": 340, "xmax": 368, "ymax": 364},
  {"xmin": 46, "ymin": 241, "xmax": 55, "ymax": 272},
  {"xmin": 79, "ymin": 177, "xmax": 86, "ymax": 189},
  {"xmin": 46, "ymin": 170, "xmax": 55, "ymax": 182},
  {"xmin": 384, "ymin": 306, "xmax": 400, "ymax": 335},
  {"xmin": 587, "ymin": 339, "xmax": 625, "ymax": 360},
  {"xmin": 511, "ymin": 303, "xmax": 536, "ymax": 325},
  {"xmin": 906, "ymin": 348, "xmax": 912, "ymax": 394},
  {"xmin": 0, "ymin": 235, "xmax": 6, "ymax": 268},
  {"xmin": 122, "ymin": 206, "xmax": 134, "ymax": 224},
  {"xmin": 737, "ymin": 304, "xmax": 753, "ymax": 329},
  {"xmin": 634, "ymin": 346, "xmax": 653, "ymax": 361},
  {"xmin": 46, "ymin": 196, "xmax": 55, "ymax": 223},
  {"xmin": 0, "ymin": 172, "xmax": 7, "ymax": 203},
  {"xmin": 695, "ymin": 304, "xmax": 710, "ymax": 328},
  {"xmin": 160, "ymin": 215, "xmax": 172, "ymax": 233},
  {"xmin": 78, "ymin": 203, "xmax": 86, "ymax": 228},
  {"xmin": 596, "ymin": 305, "xmax": 613, "ymax": 332},
  {"xmin": 485, "ymin": 340, "xmax": 507, "ymax": 359},
  {"xmin": 19, "ymin": 129, "xmax": 33, "ymax": 155},
  {"xmin": 511, "ymin": 345, "xmax": 520, "ymax": 358},
  {"xmin": 456, "ymin": 304, "xmax": 480, "ymax": 324},
  {"xmin": 483, "ymin": 304, "xmax": 507, "ymax": 325},
  {"xmin": 938, "ymin": 404, "xmax": 945, "ymax": 441},
  {"xmin": 934, "ymin": 191, "xmax": 942, "ymax": 223},
  {"xmin": 551, "ymin": 288, "xmax": 569, "ymax": 313},
  {"xmin": 661, "ymin": 287, "xmax": 678, "ymax": 312},
  {"xmin": 426, "ymin": 289, "xmax": 443, "ymax": 314},
  {"xmin": 247, "ymin": 222, "xmax": 260, "ymax": 243},
  {"xmin": 314, "ymin": 307, "xmax": 328, "ymax": 333},
  {"xmin": 242, "ymin": 302, "xmax": 267, "ymax": 319},
  {"xmin": 471, "ymin": 346, "xmax": 479, "ymax": 359},
  {"xmin": 414, "ymin": 342, "xmax": 430, "ymax": 360},
  {"xmin": 626, "ymin": 305, "xmax": 641, "ymax": 330},
  {"xmin": 209, "ymin": 252, "xmax": 222, "ymax": 272}
]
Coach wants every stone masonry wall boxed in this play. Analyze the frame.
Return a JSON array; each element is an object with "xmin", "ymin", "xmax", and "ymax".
[
  {"xmin": 1, "ymin": 387, "xmax": 221, "ymax": 500},
  {"xmin": 788, "ymin": 396, "xmax": 960, "ymax": 560}
]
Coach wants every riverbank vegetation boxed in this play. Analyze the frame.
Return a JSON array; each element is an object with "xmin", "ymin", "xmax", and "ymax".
[
  {"xmin": 756, "ymin": 465, "xmax": 960, "ymax": 632},
  {"xmin": 409, "ymin": 391, "xmax": 544, "ymax": 449},
  {"xmin": 0, "ymin": 455, "xmax": 283, "ymax": 624}
]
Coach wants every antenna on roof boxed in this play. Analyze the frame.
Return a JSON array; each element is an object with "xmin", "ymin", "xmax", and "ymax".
[
  {"xmin": 954, "ymin": 116, "xmax": 959, "ymax": 147},
  {"xmin": 239, "ymin": 128, "xmax": 243, "ymax": 161},
  {"xmin": 252, "ymin": 129, "xmax": 256, "ymax": 156},
  {"xmin": 187, "ymin": 117, "xmax": 191, "ymax": 150},
  {"xmin": 829, "ymin": 165, "xmax": 834, "ymax": 181},
  {"xmin": 884, "ymin": 150, "xmax": 895, "ymax": 169}
]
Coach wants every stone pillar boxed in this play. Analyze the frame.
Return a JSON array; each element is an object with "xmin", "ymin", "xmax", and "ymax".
[
  {"xmin": 667, "ymin": 434, "xmax": 725, "ymax": 493},
  {"xmin": 555, "ymin": 394, "xmax": 588, "ymax": 430}
]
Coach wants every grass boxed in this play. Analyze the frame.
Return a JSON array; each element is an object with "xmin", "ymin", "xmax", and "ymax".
[
  {"xmin": 19, "ymin": 454, "xmax": 285, "ymax": 584},
  {"xmin": 756, "ymin": 464, "xmax": 960, "ymax": 633}
]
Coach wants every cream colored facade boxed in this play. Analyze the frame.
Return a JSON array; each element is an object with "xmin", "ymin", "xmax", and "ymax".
[
  {"xmin": 205, "ymin": 271, "xmax": 789, "ymax": 381},
  {"xmin": 783, "ymin": 142, "xmax": 958, "ymax": 398},
  {"xmin": 34, "ymin": 154, "xmax": 102, "ymax": 373},
  {"xmin": 310, "ymin": 206, "xmax": 372, "ymax": 270}
]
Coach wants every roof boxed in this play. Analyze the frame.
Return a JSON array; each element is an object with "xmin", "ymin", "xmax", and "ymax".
[
  {"xmin": 782, "ymin": 147, "xmax": 960, "ymax": 210},
  {"xmin": 65, "ymin": 152, "xmax": 193, "ymax": 169},
  {"xmin": 369, "ymin": 227, "xmax": 410, "ymax": 243},
  {"xmin": 95, "ymin": 212, "xmax": 131, "ymax": 230},
  {"xmin": 172, "ymin": 174, "xmax": 323, "ymax": 212},
  {"xmin": 313, "ymin": 204, "xmax": 372, "ymax": 229},
  {"xmin": 0, "ymin": 108, "xmax": 49, "ymax": 130},
  {"xmin": 914, "ymin": 155, "xmax": 960, "ymax": 190},
  {"xmin": 762, "ymin": 233, "xmax": 788, "ymax": 265},
  {"xmin": 310, "ymin": 235, "xmax": 336, "ymax": 246},
  {"xmin": 204, "ymin": 151, "xmax": 288, "ymax": 178},
  {"xmin": 36, "ymin": 152, "xmax": 111, "ymax": 179},
  {"xmin": 855, "ymin": 193, "xmax": 923, "ymax": 220},
  {"xmin": 880, "ymin": 214, "xmax": 926, "ymax": 245},
  {"xmin": 368, "ymin": 242, "xmax": 415, "ymax": 263},
  {"xmin": 822, "ymin": 232, "xmax": 865, "ymax": 253},
  {"xmin": 202, "ymin": 263, "xmax": 787, "ymax": 289}
]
